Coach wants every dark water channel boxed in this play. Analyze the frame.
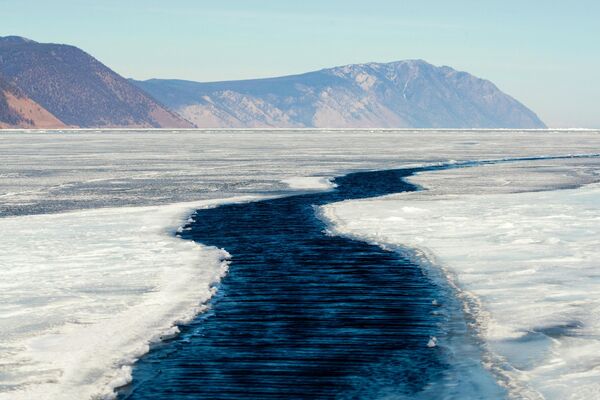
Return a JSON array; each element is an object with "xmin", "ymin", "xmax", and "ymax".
[{"xmin": 121, "ymin": 160, "xmax": 553, "ymax": 399}]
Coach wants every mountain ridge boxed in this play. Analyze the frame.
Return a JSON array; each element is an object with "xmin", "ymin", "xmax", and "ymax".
[
  {"xmin": 0, "ymin": 71, "xmax": 67, "ymax": 129},
  {"xmin": 0, "ymin": 36, "xmax": 546, "ymax": 129},
  {"xmin": 0, "ymin": 36, "xmax": 193, "ymax": 128},
  {"xmin": 134, "ymin": 59, "xmax": 546, "ymax": 129}
]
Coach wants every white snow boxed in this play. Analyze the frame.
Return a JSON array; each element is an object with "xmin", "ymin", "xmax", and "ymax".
[
  {"xmin": 324, "ymin": 170, "xmax": 600, "ymax": 399},
  {"xmin": 0, "ymin": 196, "xmax": 264, "ymax": 400},
  {"xmin": 281, "ymin": 176, "xmax": 336, "ymax": 190}
]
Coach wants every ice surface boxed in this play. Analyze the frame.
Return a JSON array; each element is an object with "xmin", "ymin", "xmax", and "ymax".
[
  {"xmin": 0, "ymin": 196, "xmax": 265, "ymax": 399},
  {"xmin": 324, "ymin": 161, "xmax": 600, "ymax": 399},
  {"xmin": 2, "ymin": 129, "xmax": 600, "ymax": 399},
  {"xmin": 2, "ymin": 129, "xmax": 600, "ymax": 216}
]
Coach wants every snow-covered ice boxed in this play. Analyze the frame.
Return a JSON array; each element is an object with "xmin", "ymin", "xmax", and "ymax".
[
  {"xmin": 281, "ymin": 176, "xmax": 336, "ymax": 190},
  {"xmin": 324, "ymin": 160, "xmax": 600, "ymax": 399},
  {"xmin": 2, "ymin": 129, "xmax": 600, "ymax": 399},
  {"xmin": 2, "ymin": 129, "xmax": 600, "ymax": 217},
  {"xmin": 0, "ymin": 196, "xmax": 265, "ymax": 399}
]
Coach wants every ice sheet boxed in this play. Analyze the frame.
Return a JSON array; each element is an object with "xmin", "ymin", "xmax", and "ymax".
[
  {"xmin": 2, "ymin": 129, "xmax": 600, "ymax": 216},
  {"xmin": 0, "ymin": 196, "xmax": 265, "ymax": 400},
  {"xmin": 2, "ymin": 130, "xmax": 600, "ymax": 399},
  {"xmin": 323, "ymin": 165, "xmax": 600, "ymax": 399}
]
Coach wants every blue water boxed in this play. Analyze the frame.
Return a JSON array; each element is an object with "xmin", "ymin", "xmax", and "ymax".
[{"xmin": 119, "ymin": 166, "xmax": 500, "ymax": 399}]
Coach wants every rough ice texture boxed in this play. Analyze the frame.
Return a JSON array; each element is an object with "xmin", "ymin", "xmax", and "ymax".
[
  {"xmin": 1, "ymin": 130, "xmax": 600, "ymax": 399},
  {"xmin": 2, "ymin": 129, "xmax": 600, "ymax": 217},
  {"xmin": 323, "ymin": 160, "xmax": 600, "ymax": 399},
  {"xmin": 0, "ymin": 196, "xmax": 265, "ymax": 399}
]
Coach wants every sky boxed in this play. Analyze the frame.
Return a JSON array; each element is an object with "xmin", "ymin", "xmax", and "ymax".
[{"xmin": 2, "ymin": 0, "xmax": 599, "ymax": 128}]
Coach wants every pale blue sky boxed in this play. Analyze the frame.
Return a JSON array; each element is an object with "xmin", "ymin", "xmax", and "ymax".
[{"xmin": 2, "ymin": 0, "xmax": 599, "ymax": 127}]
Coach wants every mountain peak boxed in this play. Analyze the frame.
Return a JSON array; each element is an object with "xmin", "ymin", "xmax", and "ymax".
[
  {"xmin": 0, "ymin": 36, "xmax": 37, "ymax": 45},
  {"xmin": 329, "ymin": 59, "xmax": 432, "ymax": 72}
]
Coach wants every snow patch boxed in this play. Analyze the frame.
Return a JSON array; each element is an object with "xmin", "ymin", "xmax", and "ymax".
[
  {"xmin": 0, "ymin": 196, "xmax": 264, "ymax": 400},
  {"xmin": 281, "ymin": 176, "xmax": 336, "ymax": 191}
]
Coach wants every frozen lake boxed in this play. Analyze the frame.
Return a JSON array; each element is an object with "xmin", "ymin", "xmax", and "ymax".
[
  {"xmin": 1, "ymin": 129, "xmax": 599, "ymax": 216},
  {"xmin": 1, "ymin": 129, "xmax": 600, "ymax": 399},
  {"xmin": 122, "ymin": 165, "xmax": 505, "ymax": 399}
]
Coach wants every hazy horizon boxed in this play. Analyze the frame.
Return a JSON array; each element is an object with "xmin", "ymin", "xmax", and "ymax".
[{"xmin": 3, "ymin": 1, "xmax": 599, "ymax": 128}]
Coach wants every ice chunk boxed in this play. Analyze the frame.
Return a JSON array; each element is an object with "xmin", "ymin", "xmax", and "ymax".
[{"xmin": 281, "ymin": 176, "xmax": 336, "ymax": 190}]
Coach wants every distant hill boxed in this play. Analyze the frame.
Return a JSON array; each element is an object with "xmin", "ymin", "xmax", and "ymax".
[
  {"xmin": 134, "ymin": 60, "xmax": 546, "ymax": 129},
  {"xmin": 0, "ymin": 73, "xmax": 66, "ymax": 129},
  {"xmin": 0, "ymin": 36, "xmax": 192, "ymax": 129},
  {"xmin": 0, "ymin": 35, "xmax": 546, "ymax": 130}
]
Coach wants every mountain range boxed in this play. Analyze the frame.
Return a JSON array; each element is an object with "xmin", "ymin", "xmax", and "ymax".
[
  {"xmin": 134, "ymin": 61, "xmax": 546, "ymax": 129},
  {"xmin": 0, "ymin": 36, "xmax": 546, "ymax": 129},
  {"xmin": 0, "ymin": 36, "xmax": 191, "ymax": 129}
]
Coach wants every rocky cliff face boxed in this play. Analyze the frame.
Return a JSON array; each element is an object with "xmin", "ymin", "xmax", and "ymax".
[
  {"xmin": 0, "ymin": 36, "xmax": 193, "ymax": 128},
  {"xmin": 135, "ymin": 60, "xmax": 546, "ymax": 129}
]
